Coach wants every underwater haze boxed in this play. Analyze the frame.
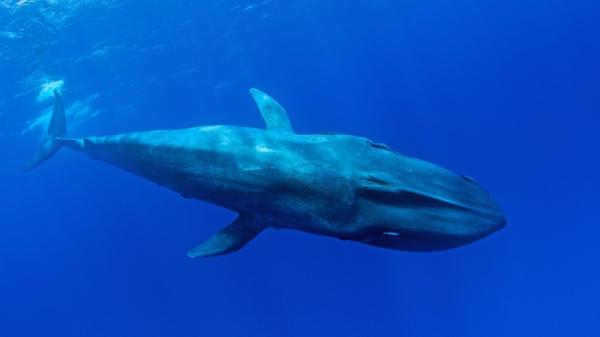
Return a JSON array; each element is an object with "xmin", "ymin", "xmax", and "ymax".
[{"xmin": 1, "ymin": 0, "xmax": 599, "ymax": 336}]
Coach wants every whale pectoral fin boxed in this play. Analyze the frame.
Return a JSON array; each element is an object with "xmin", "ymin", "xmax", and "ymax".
[
  {"xmin": 187, "ymin": 215, "xmax": 264, "ymax": 258},
  {"xmin": 249, "ymin": 88, "xmax": 294, "ymax": 133}
]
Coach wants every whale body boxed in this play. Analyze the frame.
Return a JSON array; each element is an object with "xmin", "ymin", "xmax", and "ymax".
[{"xmin": 28, "ymin": 89, "xmax": 506, "ymax": 257}]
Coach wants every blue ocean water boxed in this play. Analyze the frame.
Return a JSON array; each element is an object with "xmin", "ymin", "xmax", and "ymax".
[{"xmin": 1, "ymin": 0, "xmax": 598, "ymax": 336}]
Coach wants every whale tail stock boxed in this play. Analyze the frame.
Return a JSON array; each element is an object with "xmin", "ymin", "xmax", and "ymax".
[{"xmin": 24, "ymin": 90, "xmax": 67, "ymax": 171}]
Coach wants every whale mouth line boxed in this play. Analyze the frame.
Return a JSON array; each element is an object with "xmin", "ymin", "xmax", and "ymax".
[{"xmin": 356, "ymin": 230, "xmax": 488, "ymax": 252}]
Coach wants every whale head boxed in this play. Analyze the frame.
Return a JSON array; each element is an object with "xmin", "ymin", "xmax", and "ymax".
[{"xmin": 350, "ymin": 153, "xmax": 506, "ymax": 252}]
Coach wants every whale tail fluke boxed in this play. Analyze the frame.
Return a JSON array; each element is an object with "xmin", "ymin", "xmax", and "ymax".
[{"xmin": 24, "ymin": 91, "xmax": 66, "ymax": 171}]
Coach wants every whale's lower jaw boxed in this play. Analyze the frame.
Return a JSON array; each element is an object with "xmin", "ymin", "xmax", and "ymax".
[{"xmin": 354, "ymin": 224, "xmax": 505, "ymax": 252}]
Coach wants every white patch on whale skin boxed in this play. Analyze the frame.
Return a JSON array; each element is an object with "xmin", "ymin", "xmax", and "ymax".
[
  {"xmin": 199, "ymin": 125, "xmax": 223, "ymax": 132},
  {"xmin": 220, "ymin": 136, "xmax": 233, "ymax": 146},
  {"xmin": 255, "ymin": 145, "xmax": 273, "ymax": 153}
]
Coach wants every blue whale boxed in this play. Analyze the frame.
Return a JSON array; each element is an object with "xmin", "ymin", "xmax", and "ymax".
[{"xmin": 28, "ymin": 89, "xmax": 506, "ymax": 257}]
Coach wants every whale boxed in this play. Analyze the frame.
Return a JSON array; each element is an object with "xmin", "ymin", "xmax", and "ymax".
[{"xmin": 27, "ymin": 89, "xmax": 506, "ymax": 257}]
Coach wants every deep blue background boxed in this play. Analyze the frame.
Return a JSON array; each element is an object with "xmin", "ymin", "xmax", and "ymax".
[{"xmin": 1, "ymin": 1, "xmax": 599, "ymax": 336}]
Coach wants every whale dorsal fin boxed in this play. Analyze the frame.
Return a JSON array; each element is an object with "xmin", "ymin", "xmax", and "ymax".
[
  {"xmin": 187, "ymin": 215, "xmax": 264, "ymax": 258},
  {"xmin": 249, "ymin": 88, "xmax": 294, "ymax": 133}
]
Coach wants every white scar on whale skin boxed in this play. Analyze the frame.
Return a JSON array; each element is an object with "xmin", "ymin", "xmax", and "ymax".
[
  {"xmin": 199, "ymin": 125, "xmax": 222, "ymax": 132},
  {"xmin": 26, "ymin": 89, "xmax": 506, "ymax": 257},
  {"xmin": 255, "ymin": 144, "xmax": 274, "ymax": 153}
]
